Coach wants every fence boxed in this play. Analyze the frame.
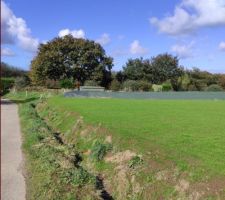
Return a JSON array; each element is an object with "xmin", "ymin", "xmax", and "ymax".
[{"xmin": 64, "ymin": 91, "xmax": 225, "ymax": 100}]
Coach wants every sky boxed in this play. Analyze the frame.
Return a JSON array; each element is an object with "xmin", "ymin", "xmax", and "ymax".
[{"xmin": 1, "ymin": 0, "xmax": 225, "ymax": 73}]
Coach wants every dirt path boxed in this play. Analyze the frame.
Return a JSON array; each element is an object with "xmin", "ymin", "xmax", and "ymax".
[{"xmin": 1, "ymin": 99, "xmax": 26, "ymax": 200}]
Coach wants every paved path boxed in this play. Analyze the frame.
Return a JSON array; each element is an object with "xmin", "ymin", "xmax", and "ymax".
[{"xmin": 1, "ymin": 99, "xmax": 26, "ymax": 200}]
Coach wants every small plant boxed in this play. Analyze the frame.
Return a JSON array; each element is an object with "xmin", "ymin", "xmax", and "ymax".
[
  {"xmin": 62, "ymin": 167, "xmax": 94, "ymax": 186},
  {"xmin": 60, "ymin": 79, "xmax": 74, "ymax": 89},
  {"xmin": 90, "ymin": 140, "xmax": 112, "ymax": 161},
  {"xmin": 128, "ymin": 156, "xmax": 143, "ymax": 169}
]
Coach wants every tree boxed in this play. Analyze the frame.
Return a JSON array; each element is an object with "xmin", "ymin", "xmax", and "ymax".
[
  {"xmin": 1, "ymin": 62, "xmax": 27, "ymax": 77},
  {"xmin": 30, "ymin": 35, "xmax": 113, "ymax": 87},
  {"xmin": 150, "ymin": 53, "xmax": 183, "ymax": 87},
  {"xmin": 122, "ymin": 58, "xmax": 151, "ymax": 81}
]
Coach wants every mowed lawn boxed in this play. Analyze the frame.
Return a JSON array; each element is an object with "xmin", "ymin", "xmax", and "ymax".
[{"xmin": 47, "ymin": 96, "xmax": 225, "ymax": 177}]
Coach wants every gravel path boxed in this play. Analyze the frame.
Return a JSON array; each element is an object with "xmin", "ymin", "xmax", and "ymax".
[{"xmin": 1, "ymin": 99, "xmax": 26, "ymax": 200}]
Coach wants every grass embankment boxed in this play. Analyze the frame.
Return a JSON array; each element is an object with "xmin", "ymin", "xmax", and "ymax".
[
  {"xmin": 39, "ymin": 96, "xmax": 225, "ymax": 199},
  {"xmin": 6, "ymin": 91, "xmax": 112, "ymax": 200}
]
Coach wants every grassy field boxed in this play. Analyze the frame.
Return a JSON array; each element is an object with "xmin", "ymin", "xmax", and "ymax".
[
  {"xmin": 47, "ymin": 96, "xmax": 225, "ymax": 177},
  {"xmin": 5, "ymin": 92, "xmax": 225, "ymax": 199}
]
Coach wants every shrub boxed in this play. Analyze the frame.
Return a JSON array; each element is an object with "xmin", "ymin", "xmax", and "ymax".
[
  {"xmin": 90, "ymin": 140, "xmax": 112, "ymax": 161},
  {"xmin": 128, "ymin": 156, "xmax": 143, "ymax": 169},
  {"xmin": 62, "ymin": 168, "xmax": 94, "ymax": 186},
  {"xmin": 60, "ymin": 79, "xmax": 74, "ymax": 89},
  {"xmin": 162, "ymin": 82, "xmax": 172, "ymax": 91},
  {"xmin": 138, "ymin": 81, "xmax": 152, "ymax": 91},
  {"xmin": 123, "ymin": 80, "xmax": 140, "ymax": 91},
  {"xmin": 84, "ymin": 80, "xmax": 99, "ymax": 86},
  {"xmin": 15, "ymin": 75, "xmax": 30, "ymax": 90},
  {"xmin": 1, "ymin": 77, "xmax": 14, "ymax": 95},
  {"xmin": 110, "ymin": 79, "xmax": 121, "ymax": 91},
  {"xmin": 188, "ymin": 84, "xmax": 197, "ymax": 91},
  {"xmin": 206, "ymin": 84, "xmax": 224, "ymax": 91},
  {"xmin": 45, "ymin": 79, "xmax": 60, "ymax": 89},
  {"xmin": 152, "ymin": 84, "xmax": 162, "ymax": 92}
]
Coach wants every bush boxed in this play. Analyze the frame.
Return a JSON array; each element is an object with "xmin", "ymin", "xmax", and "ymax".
[
  {"xmin": 123, "ymin": 80, "xmax": 139, "ymax": 91},
  {"xmin": 152, "ymin": 84, "xmax": 162, "ymax": 92},
  {"xmin": 15, "ymin": 75, "xmax": 30, "ymax": 90},
  {"xmin": 45, "ymin": 79, "xmax": 60, "ymax": 89},
  {"xmin": 84, "ymin": 80, "xmax": 99, "ymax": 86},
  {"xmin": 206, "ymin": 84, "xmax": 224, "ymax": 91},
  {"xmin": 60, "ymin": 79, "xmax": 74, "ymax": 89},
  {"xmin": 90, "ymin": 140, "xmax": 112, "ymax": 161},
  {"xmin": 138, "ymin": 81, "xmax": 152, "ymax": 91},
  {"xmin": 110, "ymin": 79, "xmax": 121, "ymax": 91},
  {"xmin": 0, "ymin": 77, "xmax": 14, "ymax": 95},
  {"xmin": 162, "ymin": 82, "xmax": 172, "ymax": 91}
]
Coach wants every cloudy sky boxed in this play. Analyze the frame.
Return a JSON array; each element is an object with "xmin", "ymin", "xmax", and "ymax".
[{"xmin": 1, "ymin": 0, "xmax": 225, "ymax": 73}]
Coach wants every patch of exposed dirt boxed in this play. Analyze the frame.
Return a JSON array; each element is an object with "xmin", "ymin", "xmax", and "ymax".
[
  {"xmin": 105, "ymin": 135, "xmax": 112, "ymax": 143},
  {"xmin": 105, "ymin": 150, "xmax": 136, "ymax": 164}
]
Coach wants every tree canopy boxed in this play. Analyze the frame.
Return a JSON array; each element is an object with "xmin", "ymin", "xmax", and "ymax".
[
  {"xmin": 30, "ymin": 35, "xmax": 113, "ymax": 87},
  {"xmin": 122, "ymin": 54, "xmax": 183, "ymax": 86}
]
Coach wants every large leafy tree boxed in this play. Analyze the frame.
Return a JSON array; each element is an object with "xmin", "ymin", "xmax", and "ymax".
[
  {"xmin": 150, "ymin": 53, "xmax": 183, "ymax": 85},
  {"xmin": 30, "ymin": 35, "xmax": 113, "ymax": 87}
]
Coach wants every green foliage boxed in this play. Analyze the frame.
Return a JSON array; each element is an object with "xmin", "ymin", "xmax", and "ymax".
[
  {"xmin": 30, "ymin": 35, "xmax": 113, "ymax": 87},
  {"xmin": 218, "ymin": 75, "xmax": 225, "ymax": 89},
  {"xmin": 152, "ymin": 84, "xmax": 162, "ymax": 92},
  {"xmin": 60, "ymin": 79, "xmax": 74, "ymax": 89},
  {"xmin": 123, "ymin": 58, "xmax": 151, "ymax": 81},
  {"xmin": 138, "ymin": 80, "xmax": 152, "ymax": 91},
  {"xmin": 110, "ymin": 79, "xmax": 121, "ymax": 91},
  {"xmin": 123, "ymin": 80, "xmax": 140, "ymax": 91},
  {"xmin": 1, "ymin": 77, "xmax": 14, "ymax": 95},
  {"xmin": 14, "ymin": 75, "xmax": 31, "ymax": 90},
  {"xmin": 162, "ymin": 82, "xmax": 173, "ymax": 91},
  {"xmin": 128, "ymin": 156, "xmax": 143, "ymax": 169},
  {"xmin": 45, "ymin": 79, "xmax": 60, "ymax": 89},
  {"xmin": 62, "ymin": 168, "xmax": 94, "ymax": 186},
  {"xmin": 206, "ymin": 84, "xmax": 224, "ymax": 91},
  {"xmin": 90, "ymin": 140, "xmax": 112, "ymax": 161},
  {"xmin": 122, "ymin": 54, "xmax": 183, "ymax": 85},
  {"xmin": 84, "ymin": 80, "xmax": 99, "ymax": 86},
  {"xmin": 151, "ymin": 53, "xmax": 183, "ymax": 84}
]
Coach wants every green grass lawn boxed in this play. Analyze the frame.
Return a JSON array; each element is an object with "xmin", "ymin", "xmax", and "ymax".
[{"xmin": 47, "ymin": 96, "xmax": 225, "ymax": 178}]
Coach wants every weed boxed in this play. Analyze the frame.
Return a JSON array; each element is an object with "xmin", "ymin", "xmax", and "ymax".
[
  {"xmin": 128, "ymin": 156, "xmax": 143, "ymax": 169},
  {"xmin": 90, "ymin": 140, "xmax": 112, "ymax": 161}
]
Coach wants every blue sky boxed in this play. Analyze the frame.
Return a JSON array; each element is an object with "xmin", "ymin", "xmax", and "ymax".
[{"xmin": 1, "ymin": 0, "xmax": 225, "ymax": 73}]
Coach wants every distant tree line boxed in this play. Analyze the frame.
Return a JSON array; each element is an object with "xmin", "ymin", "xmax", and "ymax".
[
  {"xmin": 111, "ymin": 57, "xmax": 225, "ymax": 92},
  {"xmin": 1, "ymin": 62, "xmax": 27, "ymax": 77},
  {"xmin": 1, "ymin": 35, "xmax": 225, "ymax": 92}
]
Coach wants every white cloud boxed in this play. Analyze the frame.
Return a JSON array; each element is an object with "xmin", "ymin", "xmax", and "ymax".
[
  {"xmin": 219, "ymin": 41, "xmax": 225, "ymax": 51},
  {"xmin": 1, "ymin": 47, "xmax": 15, "ymax": 56},
  {"xmin": 1, "ymin": 0, "xmax": 39, "ymax": 52},
  {"xmin": 150, "ymin": 0, "xmax": 225, "ymax": 35},
  {"xmin": 58, "ymin": 29, "xmax": 85, "ymax": 38},
  {"xmin": 171, "ymin": 42, "xmax": 194, "ymax": 59},
  {"xmin": 130, "ymin": 40, "xmax": 148, "ymax": 55},
  {"xmin": 95, "ymin": 33, "xmax": 111, "ymax": 46},
  {"xmin": 111, "ymin": 48, "xmax": 128, "ymax": 57}
]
